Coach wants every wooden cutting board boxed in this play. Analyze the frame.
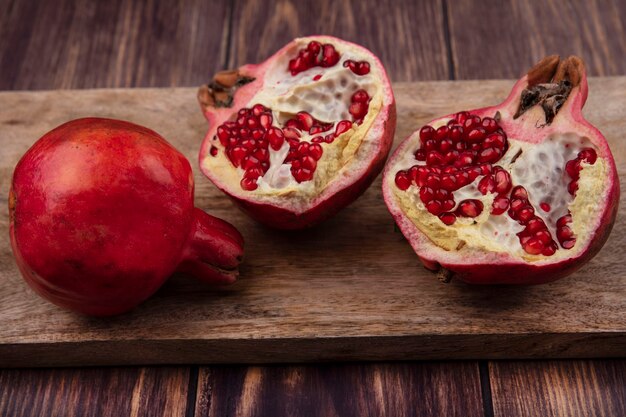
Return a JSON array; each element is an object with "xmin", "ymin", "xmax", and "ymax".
[{"xmin": 1, "ymin": 79, "xmax": 625, "ymax": 367}]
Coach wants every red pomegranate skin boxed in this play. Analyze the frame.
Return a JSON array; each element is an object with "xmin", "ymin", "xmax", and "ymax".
[{"xmin": 9, "ymin": 118, "xmax": 243, "ymax": 316}]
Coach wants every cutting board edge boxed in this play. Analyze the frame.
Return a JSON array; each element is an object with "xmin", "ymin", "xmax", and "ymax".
[{"xmin": 2, "ymin": 332, "xmax": 625, "ymax": 367}]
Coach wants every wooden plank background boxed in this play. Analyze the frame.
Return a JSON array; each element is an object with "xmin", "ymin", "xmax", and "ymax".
[{"xmin": 1, "ymin": 0, "xmax": 625, "ymax": 416}]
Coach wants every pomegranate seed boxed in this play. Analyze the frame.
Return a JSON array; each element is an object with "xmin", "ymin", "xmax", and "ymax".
[
  {"xmin": 435, "ymin": 126, "xmax": 449, "ymax": 141},
  {"xmin": 457, "ymin": 200, "xmax": 483, "ymax": 218},
  {"xmin": 335, "ymin": 120, "xmax": 353, "ymax": 136},
  {"xmin": 509, "ymin": 199, "xmax": 524, "ymax": 212},
  {"xmin": 217, "ymin": 127, "xmax": 230, "ymax": 145},
  {"xmin": 239, "ymin": 127, "xmax": 251, "ymax": 139},
  {"xmin": 311, "ymin": 136, "xmax": 323, "ymax": 143},
  {"xmin": 296, "ymin": 142, "xmax": 309, "ymax": 155},
  {"xmin": 439, "ymin": 212, "xmax": 456, "ymax": 225},
  {"xmin": 478, "ymin": 176, "xmax": 495, "ymax": 195},
  {"xmin": 454, "ymin": 152, "xmax": 474, "ymax": 168},
  {"xmin": 493, "ymin": 168, "xmax": 512, "ymax": 194},
  {"xmin": 408, "ymin": 166, "xmax": 420, "ymax": 183},
  {"xmin": 424, "ymin": 140, "xmax": 437, "ymax": 151},
  {"xmin": 579, "ymin": 148, "xmax": 597, "ymax": 164},
  {"xmin": 540, "ymin": 202, "xmax": 551, "ymax": 212},
  {"xmin": 542, "ymin": 242, "xmax": 558, "ymax": 256},
  {"xmin": 251, "ymin": 128, "xmax": 264, "ymax": 140},
  {"xmin": 241, "ymin": 138, "xmax": 256, "ymax": 150},
  {"xmin": 426, "ymin": 200, "xmax": 443, "ymax": 215},
  {"xmin": 426, "ymin": 151, "xmax": 443, "ymax": 166},
  {"xmin": 561, "ymin": 239, "xmax": 576, "ymax": 249},
  {"xmin": 293, "ymin": 167, "xmax": 314, "ymax": 183},
  {"xmin": 455, "ymin": 171, "xmax": 470, "ymax": 187},
  {"xmin": 244, "ymin": 167, "xmax": 264, "ymax": 179},
  {"xmin": 517, "ymin": 206, "xmax": 535, "ymax": 224},
  {"xmin": 481, "ymin": 117, "xmax": 498, "ymax": 133},
  {"xmin": 510, "ymin": 186, "xmax": 528, "ymax": 200},
  {"xmin": 435, "ymin": 188, "xmax": 449, "ymax": 200},
  {"xmin": 301, "ymin": 155, "xmax": 317, "ymax": 171},
  {"xmin": 322, "ymin": 44, "xmax": 340, "ymax": 67},
  {"xmin": 466, "ymin": 127, "xmax": 486, "ymax": 143},
  {"xmin": 349, "ymin": 101, "xmax": 368, "ymax": 120},
  {"xmin": 283, "ymin": 127, "xmax": 301, "ymax": 139},
  {"xmin": 478, "ymin": 147, "xmax": 502, "ymax": 163},
  {"xmin": 568, "ymin": 181, "xmax": 579, "ymax": 195},
  {"xmin": 210, "ymin": 146, "xmax": 218, "ymax": 156},
  {"xmin": 483, "ymin": 133, "xmax": 506, "ymax": 149},
  {"xmin": 309, "ymin": 143, "xmax": 323, "ymax": 160},
  {"xmin": 491, "ymin": 195, "xmax": 509, "ymax": 214},
  {"xmin": 439, "ymin": 138, "xmax": 454, "ymax": 153},
  {"xmin": 479, "ymin": 164, "xmax": 492, "ymax": 175},
  {"xmin": 420, "ymin": 186, "xmax": 435, "ymax": 203},
  {"xmin": 466, "ymin": 166, "xmax": 481, "ymax": 181},
  {"xmin": 243, "ymin": 155, "xmax": 260, "ymax": 170},
  {"xmin": 395, "ymin": 171, "xmax": 411, "ymax": 190},
  {"xmin": 441, "ymin": 174, "xmax": 457, "ymax": 190},
  {"xmin": 557, "ymin": 225, "xmax": 573, "ymax": 241},
  {"xmin": 557, "ymin": 213, "xmax": 572, "ymax": 227},
  {"xmin": 254, "ymin": 148, "xmax": 269, "ymax": 161},
  {"xmin": 523, "ymin": 237, "xmax": 544, "ymax": 255},
  {"xmin": 444, "ymin": 150, "xmax": 459, "ymax": 165},
  {"xmin": 308, "ymin": 41, "xmax": 321, "ymax": 54},
  {"xmin": 535, "ymin": 230, "xmax": 552, "ymax": 244},
  {"xmin": 419, "ymin": 126, "xmax": 435, "ymax": 143},
  {"xmin": 313, "ymin": 74, "xmax": 322, "ymax": 81},
  {"xmin": 565, "ymin": 159, "xmax": 581, "ymax": 178},
  {"xmin": 240, "ymin": 177, "xmax": 258, "ymax": 191},
  {"xmin": 426, "ymin": 173, "xmax": 440, "ymax": 188},
  {"xmin": 442, "ymin": 199, "xmax": 455, "ymax": 211},
  {"xmin": 526, "ymin": 218, "xmax": 545, "ymax": 234},
  {"xmin": 267, "ymin": 127, "xmax": 284, "ymax": 150},
  {"xmin": 252, "ymin": 104, "xmax": 266, "ymax": 117},
  {"xmin": 454, "ymin": 111, "xmax": 470, "ymax": 124},
  {"xmin": 296, "ymin": 112, "xmax": 314, "ymax": 130},
  {"xmin": 414, "ymin": 149, "xmax": 426, "ymax": 161},
  {"xmin": 416, "ymin": 167, "xmax": 429, "ymax": 186},
  {"xmin": 229, "ymin": 146, "xmax": 247, "ymax": 167},
  {"xmin": 449, "ymin": 126, "xmax": 464, "ymax": 142}
]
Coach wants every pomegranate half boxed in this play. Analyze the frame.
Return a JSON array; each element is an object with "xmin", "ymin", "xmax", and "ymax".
[
  {"xmin": 10, "ymin": 118, "xmax": 244, "ymax": 316},
  {"xmin": 198, "ymin": 36, "xmax": 396, "ymax": 229},
  {"xmin": 383, "ymin": 56, "xmax": 619, "ymax": 284}
]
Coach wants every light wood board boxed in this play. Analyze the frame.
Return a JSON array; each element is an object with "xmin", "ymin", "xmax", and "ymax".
[{"xmin": 0, "ymin": 79, "xmax": 624, "ymax": 367}]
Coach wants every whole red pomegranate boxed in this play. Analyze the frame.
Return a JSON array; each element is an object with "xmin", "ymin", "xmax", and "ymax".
[
  {"xmin": 197, "ymin": 36, "xmax": 396, "ymax": 229},
  {"xmin": 383, "ymin": 56, "xmax": 618, "ymax": 284},
  {"xmin": 9, "ymin": 118, "xmax": 244, "ymax": 316}
]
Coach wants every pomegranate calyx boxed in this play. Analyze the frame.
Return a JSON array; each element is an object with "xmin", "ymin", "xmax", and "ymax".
[
  {"xmin": 177, "ymin": 208, "xmax": 244, "ymax": 285},
  {"xmin": 515, "ymin": 55, "xmax": 585, "ymax": 124},
  {"xmin": 198, "ymin": 70, "xmax": 255, "ymax": 110},
  {"xmin": 437, "ymin": 268, "xmax": 453, "ymax": 283}
]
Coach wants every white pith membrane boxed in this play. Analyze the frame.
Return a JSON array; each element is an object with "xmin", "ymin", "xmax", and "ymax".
[
  {"xmin": 390, "ymin": 116, "xmax": 608, "ymax": 262},
  {"xmin": 202, "ymin": 38, "xmax": 385, "ymax": 207}
]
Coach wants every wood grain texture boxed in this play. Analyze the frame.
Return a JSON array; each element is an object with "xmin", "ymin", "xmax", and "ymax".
[
  {"xmin": 490, "ymin": 360, "xmax": 626, "ymax": 417},
  {"xmin": 0, "ymin": 78, "xmax": 625, "ymax": 366},
  {"xmin": 227, "ymin": 0, "xmax": 450, "ymax": 81},
  {"xmin": 195, "ymin": 363, "xmax": 484, "ymax": 417},
  {"xmin": 0, "ymin": 366, "xmax": 191, "ymax": 417},
  {"xmin": 447, "ymin": 0, "xmax": 626, "ymax": 79},
  {"xmin": 0, "ymin": 0, "xmax": 230, "ymax": 90}
]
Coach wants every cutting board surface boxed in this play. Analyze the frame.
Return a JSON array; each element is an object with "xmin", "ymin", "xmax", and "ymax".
[{"xmin": 1, "ymin": 79, "xmax": 625, "ymax": 367}]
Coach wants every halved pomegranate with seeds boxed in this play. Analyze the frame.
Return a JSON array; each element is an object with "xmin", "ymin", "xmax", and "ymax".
[
  {"xmin": 198, "ymin": 36, "xmax": 395, "ymax": 229},
  {"xmin": 383, "ymin": 56, "xmax": 619, "ymax": 284}
]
